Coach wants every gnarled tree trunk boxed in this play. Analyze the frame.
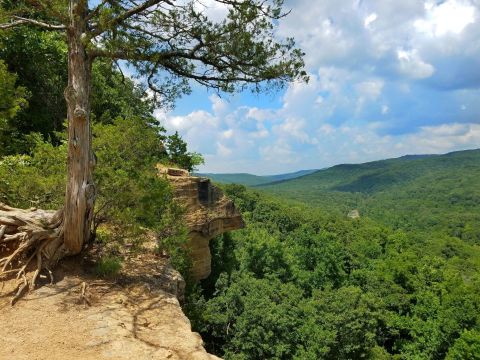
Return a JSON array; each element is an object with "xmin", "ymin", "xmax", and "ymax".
[
  {"xmin": 0, "ymin": 1, "xmax": 94, "ymax": 301},
  {"xmin": 64, "ymin": 0, "xmax": 95, "ymax": 254},
  {"xmin": 0, "ymin": 204, "xmax": 65, "ymax": 304}
]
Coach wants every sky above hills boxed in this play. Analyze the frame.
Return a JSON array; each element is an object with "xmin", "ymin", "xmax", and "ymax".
[{"xmin": 151, "ymin": 0, "xmax": 480, "ymax": 174}]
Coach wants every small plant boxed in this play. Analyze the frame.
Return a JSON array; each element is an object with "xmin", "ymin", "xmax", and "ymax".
[{"xmin": 94, "ymin": 256, "xmax": 122, "ymax": 278}]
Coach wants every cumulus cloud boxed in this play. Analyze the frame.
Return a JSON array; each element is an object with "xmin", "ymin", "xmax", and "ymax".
[
  {"xmin": 414, "ymin": 0, "xmax": 476, "ymax": 37},
  {"xmin": 158, "ymin": 0, "xmax": 480, "ymax": 174},
  {"xmin": 396, "ymin": 49, "xmax": 435, "ymax": 79}
]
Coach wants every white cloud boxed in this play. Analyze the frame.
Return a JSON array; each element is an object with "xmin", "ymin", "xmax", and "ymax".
[
  {"xmin": 156, "ymin": 0, "xmax": 480, "ymax": 174},
  {"xmin": 396, "ymin": 49, "xmax": 435, "ymax": 79},
  {"xmin": 273, "ymin": 117, "xmax": 317, "ymax": 144},
  {"xmin": 162, "ymin": 110, "xmax": 219, "ymax": 132},
  {"xmin": 210, "ymin": 94, "xmax": 229, "ymax": 116},
  {"xmin": 356, "ymin": 79, "xmax": 384, "ymax": 100},
  {"xmin": 414, "ymin": 0, "xmax": 476, "ymax": 37},
  {"xmin": 221, "ymin": 129, "xmax": 234, "ymax": 139},
  {"xmin": 216, "ymin": 142, "xmax": 233, "ymax": 157},
  {"xmin": 246, "ymin": 107, "xmax": 276, "ymax": 122},
  {"xmin": 364, "ymin": 13, "xmax": 378, "ymax": 29},
  {"xmin": 193, "ymin": 0, "xmax": 230, "ymax": 22},
  {"xmin": 260, "ymin": 142, "xmax": 297, "ymax": 164}
]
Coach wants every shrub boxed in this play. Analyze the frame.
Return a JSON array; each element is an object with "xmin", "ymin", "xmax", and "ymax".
[{"xmin": 94, "ymin": 256, "xmax": 122, "ymax": 277}]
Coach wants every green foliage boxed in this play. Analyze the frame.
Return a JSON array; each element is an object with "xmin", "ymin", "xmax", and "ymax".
[
  {"xmin": 0, "ymin": 116, "xmax": 192, "ymax": 277},
  {"xmin": 0, "ymin": 27, "xmax": 67, "ymax": 154},
  {"xmin": 186, "ymin": 186, "xmax": 480, "ymax": 359},
  {"xmin": 94, "ymin": 256, "xmax": 122, "ymax": 278},
  {"xmin": 0, "ymin": 27, "xmax": 157, "ymax": 154},
  {"xmin": 166, "ymin": 131, "xmax": 204, "ymax": 172},
  {"xmin": 446, "ymin": 330, "xmax": 480, "ymax": 360},
  {"xmin": 91, "ymin": 60, "xmax": 158, "ymax": 126},
  {"xmin": 82, "ymin": 0, "xmax": 307, "ymax": 99},
  {"xmin": 260, "ymin": 149, "xmax": 480, "ymax": 244},
  {"xmin": 1, "ymin": 0, "xmax": 307, "ymax": 116},
  {"xmin": 93, "ymin": 116, "xmax": 169, "ymax": 228},
  {"xmin": 0, "ymin": 59, "xmax": 29, "ymax": 155},
  {"xmin": 0, "ymin": 59, "xmax": 28, "ymax": 121},
  {"xmin": 92, "ymin": 117, "xmax": 190, "ymax": 272},
  {"xmin": 0, "ymin": 134, "xmax": 66, "ymax": 209}
]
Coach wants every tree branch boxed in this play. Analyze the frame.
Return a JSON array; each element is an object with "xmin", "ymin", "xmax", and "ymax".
[
  {"xmin": 86, "ymin": 0, "xmax": 110, "ymax": 22},
  {"xmin": 0, "ymin": 16, "xmax": 66, "ymax": 30},
  {"xmin": 88, "ymin": 0, "xmax": 172, "ymax": 38}
]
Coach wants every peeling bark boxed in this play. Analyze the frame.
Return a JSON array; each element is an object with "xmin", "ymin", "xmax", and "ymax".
[
  {"xmin": 63, "ymin": 0, "xmax": 95, "ymax": 254},
  {"xmin": 0, "ymin": 2, "xmax": 96, "ymax": 304}
]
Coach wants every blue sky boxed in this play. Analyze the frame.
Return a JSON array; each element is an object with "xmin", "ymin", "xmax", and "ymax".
[{"xmin": 121, "ymin": 0, "xmax": 480, "ymax": 175}]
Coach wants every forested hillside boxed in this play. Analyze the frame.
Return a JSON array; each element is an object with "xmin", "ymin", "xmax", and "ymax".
[
  {"xmin": 259, "ymin": 149, "xmax": 480, "ymax": 243},
  {"xmin": 2, "ymin": 3, "xmax": 480, "ymax": 360}
]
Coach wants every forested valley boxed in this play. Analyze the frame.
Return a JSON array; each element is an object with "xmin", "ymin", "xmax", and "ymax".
[{"xmin": 187, "ymin": 173, "xmax": 480, "ymax": 359}]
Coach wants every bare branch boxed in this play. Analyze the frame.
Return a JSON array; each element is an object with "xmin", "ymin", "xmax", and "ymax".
[
  {"xmin": 0, "ymin": 16, "xmax": 66, "ymax": 31},
  {"xmin": 0, "ymin": 20, "xmax": 26, "ymax": 30}
]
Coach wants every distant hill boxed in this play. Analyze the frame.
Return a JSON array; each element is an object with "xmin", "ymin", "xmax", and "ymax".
[
  {"xmin": 196, "ymin": 169, "xmax": 318, "ymax": 186},
  {"xmin": 259, "ymin": 149, "xmax": 480, "ymax": 242}
]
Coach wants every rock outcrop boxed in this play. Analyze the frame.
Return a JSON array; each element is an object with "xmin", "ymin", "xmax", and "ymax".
[
  {"xmin": 0, "ymin": 167, "xmax": 243, "ymax": 360},
  {"xmin": 158, "ymin": 166, "xmax": 244, "ymax": 281},
  {"xmin": 0, "ymin": 244, "xmax": 220, "ymax": 360},
  {"xmin": 347, "ymin": 209, "xmax": 360, "ymax": 219}
]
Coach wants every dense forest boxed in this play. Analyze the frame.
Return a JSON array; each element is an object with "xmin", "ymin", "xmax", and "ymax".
[
  {"xmin": 259, "ymin": 150, "xmax": 480, "ymax": 243},
  {"xmin": 187, "ymin": 183, "xmax": 480, "ymax": 359}
]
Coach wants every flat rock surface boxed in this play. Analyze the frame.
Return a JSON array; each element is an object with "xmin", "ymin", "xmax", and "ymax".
[{"xmin": 0, "ymin": 252, "xmax": 220, "ymax": 360}]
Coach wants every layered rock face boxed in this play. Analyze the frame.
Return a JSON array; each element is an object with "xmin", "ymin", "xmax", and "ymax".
[{"xmin": 159, "ymin": 166, "xmax": 244, "ymax": 281}]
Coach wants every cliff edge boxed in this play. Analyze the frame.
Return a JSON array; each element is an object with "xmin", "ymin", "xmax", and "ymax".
[
  {"xmin": 0, "ymin": 242, "xmax": 220, "ymax": 360},
  {"xmin": 0, "ymin": 167, "xmax": 245, "ymax": 360},
  {"xmin": 158, "ymin": 166, "xmax": 244, "ymax": 281}
]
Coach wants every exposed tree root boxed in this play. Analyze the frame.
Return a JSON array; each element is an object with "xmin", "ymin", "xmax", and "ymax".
[
  {"xmin": 79, "ymin": 281, "xmax": 91, "ymax": 307},
  {"xmin": 0, "ymin": 202, "xmax": 68, "ymax": 304}
]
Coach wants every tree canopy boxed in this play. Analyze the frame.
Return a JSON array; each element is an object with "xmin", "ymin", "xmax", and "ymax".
[{"xmin": 1, "ymin": 0, "xmax": 307, "ymax": 106}]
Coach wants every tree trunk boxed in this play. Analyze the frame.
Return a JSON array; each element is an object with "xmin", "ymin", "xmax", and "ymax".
[
  {"xmin": 0, "ymin": 1, "xmax": 94, "ymax": 301},
  {"xmin": 63, "ymin": 0, "xmax": 95, "ymax": 254}
]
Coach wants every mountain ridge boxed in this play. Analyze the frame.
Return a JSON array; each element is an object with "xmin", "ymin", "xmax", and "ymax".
[
  {"xmin": 196, "ymin": 169, "xmax": 318, "ymax": 186},
  {"xmin": 258, "ymin": 148, "xmax": 480, "ymax": 190},
  {"xmin": 256, "ymin": 148, "xmax": 480, "ymax": 239}
]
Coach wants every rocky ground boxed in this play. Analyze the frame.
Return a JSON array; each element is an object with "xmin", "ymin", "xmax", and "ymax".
[{"xmin": 0, "ymin": 244, "xmax": 220, "ymax": 360}]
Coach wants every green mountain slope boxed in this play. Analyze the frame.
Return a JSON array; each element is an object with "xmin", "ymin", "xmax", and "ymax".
[
  {"xmin": 197, "ymin": 169, "xmax": 317, "ymax": 186},
  {"xmin": 259, "ymin": 149, "xmax": 480, "ymax": 242},
  {"xmin": 195, "ymin": 172, "xmax": 270, "ymax": 186}
]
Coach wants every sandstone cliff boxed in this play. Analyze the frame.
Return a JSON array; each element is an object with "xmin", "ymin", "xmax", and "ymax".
[
  {"xmin": 158, "ymin": 166, "xmax": 244, "ymax": 281},
  {"xmin": 0, "ymin": 243, "xmax": 220, "ymax": 360},
  {"xmin": 0, "ymin": 167, "xmax": 244, "ymax": 359}
]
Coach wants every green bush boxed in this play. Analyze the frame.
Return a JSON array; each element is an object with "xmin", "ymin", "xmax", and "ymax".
[
  {"xmin": 446, "ymin": 330, "xmax": 480, "ymax": 360},
  {"xmin": 94, "ymin": 256, "xmax": 122, "ymax": 277},
  {"xmin": 0, "ymin": 134, "xmax": 65, "ymax": 209},
  {"xmin": 0, "ymin": 116, "xmax": 193, "ymax": 277}
]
